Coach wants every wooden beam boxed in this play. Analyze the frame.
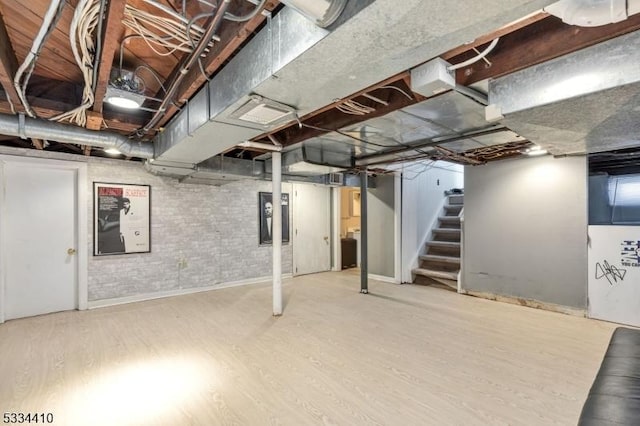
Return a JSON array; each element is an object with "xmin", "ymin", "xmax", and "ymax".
[
  {"xmin": 31, "ymin": 138, "xmax": 44, "ymax": 150},
  {"xmin": 83, "ymin": 145, "xmax": 92, "ymax": 156},
  {"xmin": 86, "ymin": 110, "xmax": 103, "ymax": 130},
  {"xmin": 155, "ymin": 0, "xmax": 280, "ymax": 129},
  {"xmin": 0, "ymin": 11, "xmax": 23, "ymax": 112},
  {"xmin": 262, "ymin": 78, "xmax": 419, "ymax": 148},
  {"xmin": 453, "ymin": 14, "xmax": 640, "ymax": 86},
  {"xmin": 441, "ymin": 11, "xmax": 549, "ymax": 61},
  {"xmin": 92, "ymin": 0, "xmax": 127, "ymax": 114}
]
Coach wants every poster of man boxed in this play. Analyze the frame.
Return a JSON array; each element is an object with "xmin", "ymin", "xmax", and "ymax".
[
  {"xmin": 259, "ymin": 192, "xmax": 289, "ymax": 245},
  {"xmin": 94, "ymin": 183, "xmax": 151, "ymax": 255}
]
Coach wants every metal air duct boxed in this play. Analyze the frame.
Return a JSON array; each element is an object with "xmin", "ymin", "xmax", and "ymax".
[
  {"xmin": 153, "ymin": 0, "xmax": 554, "ymax": 177},
  {"xmin": 488, "ymin": 30, "xmax": 640, "ymax": 155},
  {"xmin": 0, "ymin": 113, "xmax": 154, "ymax": 158}
]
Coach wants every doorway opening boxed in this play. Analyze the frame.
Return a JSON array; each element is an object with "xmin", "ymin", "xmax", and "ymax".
[{"xmin": 340, "ymin": 187, "xmax": 361, "ymax": 270}]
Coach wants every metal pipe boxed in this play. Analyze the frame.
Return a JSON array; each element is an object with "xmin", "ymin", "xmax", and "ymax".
[
  {"xmin": 360, "ymin": 168, "xmax": 368, "ymax": 294},
  {"xmin": 237, "ymin": 141, "xmax": 282, "ymax": 151},
  {"xmin": 272, "ymin": 151, "xmax": 283, "ymax": 315},
  {"xmin": 0, "ymin": 113, "xmax": 154, "ymax": 158},
  {"xmin": 142, "ymin": 0, "xmax": 231, "ymax": 133},
  {"xmin": 280, "ymin": 0, "xmax": 347, "ymax": 27}
]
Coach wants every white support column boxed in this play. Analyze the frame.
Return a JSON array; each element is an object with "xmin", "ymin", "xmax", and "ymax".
[{"xmin": 272, "ymin": 152, "xmax": 283, "ymax": 316}]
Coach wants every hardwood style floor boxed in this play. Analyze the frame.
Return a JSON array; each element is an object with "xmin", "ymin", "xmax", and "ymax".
[{"xmin": 0, "ymin": 272, "xmax": 617, "ymax": 425}]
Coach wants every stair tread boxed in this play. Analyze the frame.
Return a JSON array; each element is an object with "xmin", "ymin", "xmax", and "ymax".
[
  {"xmin": 413, "ymin": 268, "xmax": 458, "ymax": 280},
  {"xmin": 420, "ymin": 254, "xmax": 460, "ymax": 264},
  {"xmin": 426, "ymin": 241, "xmax": 461, "ymax": 247},
  {"xmin": 433, "ymin": 228, "xmax": 461, "ymax": 233},
  {"xmin": 439, "ymin": 216, "xmax": 461, "ymax": 221}
]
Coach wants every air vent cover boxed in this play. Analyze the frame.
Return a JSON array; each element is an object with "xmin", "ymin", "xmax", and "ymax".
[{"xmin": 230, "ymin": 95, "xmax": 295, "ymax": 126}]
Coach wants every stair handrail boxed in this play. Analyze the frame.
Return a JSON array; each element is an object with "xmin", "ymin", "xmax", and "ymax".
[{"xmin": 457, "ymin": 206, "xmax": 464, "ymax": 293}]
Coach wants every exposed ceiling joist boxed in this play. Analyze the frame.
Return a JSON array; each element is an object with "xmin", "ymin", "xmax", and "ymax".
[
  {"xmin": 155, "ymin": 0, "xmax": 280, "ymax": 129},
  {"xmin": 92, "ymin": 0, "xmax": 127, "ymax": 115},
  {"xmin": 454, "ymin": 13, "xmax": 640, "ymax": 86},
  {"xmin": 257, "ymin": 72, "xmax": 418, "ymax": 148},
  {"xmin": 0, "ymin": 11, "xmax": 23, "ymax": 113},
  {"xmin": 31, "ymin": 138, "xmax": 44, "ymax": 150}
]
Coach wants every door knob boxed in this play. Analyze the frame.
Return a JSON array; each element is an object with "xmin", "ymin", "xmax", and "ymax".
[{"xmin": 67, "ymin": 248, "xmax": 76, "ymax": 255}]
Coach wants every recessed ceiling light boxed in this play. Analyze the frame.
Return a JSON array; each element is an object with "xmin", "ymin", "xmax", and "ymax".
[
  {"xmin": 104, "ymin": 148, "xmax": 121, "ymax": 155},
  {"xmin": 105, "ymin": 86, "xmax": 145, "ymax": 109},
  {"xmin": 525, "ymin": 146, "xmax": 548, "ymax": 156}
]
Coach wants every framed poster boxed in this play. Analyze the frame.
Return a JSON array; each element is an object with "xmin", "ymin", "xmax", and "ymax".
[
  {"xmin": 259, "ymin": 192, "xmax": 289, "ymax": 245},
  {"xmin": 94, "ymin": 182, "xmax": 151, "ymax": 255}
]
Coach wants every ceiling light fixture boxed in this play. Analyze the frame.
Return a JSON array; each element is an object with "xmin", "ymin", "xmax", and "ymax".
[
  {"xmin": 525, "ymin": 146, "xmax": 548, "ymax": 156},
  {"xmin": 104, "ymin": 148, "xmax": 122, "ymax": 155},
  {"xmin": 105, "ymin": 69, "xmax": 145, "ymax": 110}
]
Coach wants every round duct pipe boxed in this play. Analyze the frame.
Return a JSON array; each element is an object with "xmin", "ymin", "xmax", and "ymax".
[
  {"xmin": 280, "ymin": 0, "xmax": 347, "ymax": 27},
  {"xmin": 544, "ymin": 0, "xmax": 632, "ymax": 27}
]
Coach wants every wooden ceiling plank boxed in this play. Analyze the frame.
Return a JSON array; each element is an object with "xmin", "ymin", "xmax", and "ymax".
[
  {"xmin": 0, "ymin": 11, "xmax": 24, "ymax": 112},
  {"xmin": 263, "ymin": 79, "xmax": 419, "ymax": 147},
  {"xmin": 93, "ymin": 0, "xmax": 133, "ymax": 114},
  {"xmin": 256, "ymin": 72, "xmax": 412, "ymax": 146},
  {"xmin": 441, "ymin": 11, "xmax": 549, "ymax": 60},
  {"xmin": 454, "ymin": 14, "xmax": 640, "ymax": 86},
  {"xmin": 155, "ymin": 0, "xmax": 280, "ymax": 129}
]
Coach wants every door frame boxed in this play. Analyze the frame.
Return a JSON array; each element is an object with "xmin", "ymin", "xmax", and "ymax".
[{"xmin": 0, "ymin": 155, "xmax": 88, "ymax": 323}]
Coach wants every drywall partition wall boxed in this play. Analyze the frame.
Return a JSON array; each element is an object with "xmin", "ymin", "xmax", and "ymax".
[
  {"xmin": 400, "ymin": 161, "xmax": 463, "ymax": 283},
  {"xmin": 367, "ymin": 174, "xmax": 396, "ymax": 278},
  {"xmin": 463, "ymin": 155, "xmax": 588, "ymax": 309},
  {"xmin": 0, "ymin": 146, "xmax": 293, "ymax": 303}
]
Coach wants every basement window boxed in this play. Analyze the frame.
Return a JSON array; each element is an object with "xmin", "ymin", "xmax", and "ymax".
[{"xmin": 608, "ymin": 175, "xmax": 640, "ymax": 224}]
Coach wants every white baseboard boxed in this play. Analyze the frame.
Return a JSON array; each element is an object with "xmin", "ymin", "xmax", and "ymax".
[
  {"xmin": 87, "ymin": 274, "xmax": 293, "ymax": 309},
  {"xmin": 368, "ymin": 273, "xmax": 396, "ymax": 284}
]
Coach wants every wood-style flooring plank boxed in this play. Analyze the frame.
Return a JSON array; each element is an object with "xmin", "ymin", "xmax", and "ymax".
[{"xmin": 0, "ymin": 271, "xmax": 617, "ymax": 425}]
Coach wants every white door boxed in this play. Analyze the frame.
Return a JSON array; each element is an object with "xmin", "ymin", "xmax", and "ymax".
[
  {"xmin": 2, "ymin": 161, "xmax": 78, "ymax": 320},
  {"xmin": 293, "ymin": 183, "xmax": 331, "ymax": 276}
]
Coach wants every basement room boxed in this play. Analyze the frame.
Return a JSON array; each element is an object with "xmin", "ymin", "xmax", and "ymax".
[{"xmin": 1, "ymin": 0, "xmax": 639, "ymax": 425}]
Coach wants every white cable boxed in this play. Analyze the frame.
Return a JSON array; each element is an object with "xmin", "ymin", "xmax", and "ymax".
[
  {"xmin": 52, "ymin": 0, "xmax": 101, "ymax": 126},
  {"xmin": 448, "ymin": 38, "xmax": 499, "ymax": 71},
  {"xmin": 14, "ymin": 0, "xmax": 63, "ymax": 117}
]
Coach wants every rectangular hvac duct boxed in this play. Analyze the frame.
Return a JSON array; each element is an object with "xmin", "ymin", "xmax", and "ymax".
[
  {"xmin": 154, "ymin": 8, "xmax": 328, "ymax": 166},
  {"xmin": 488, "ymin": 30, "xmax": 640, "ymax": 155}
]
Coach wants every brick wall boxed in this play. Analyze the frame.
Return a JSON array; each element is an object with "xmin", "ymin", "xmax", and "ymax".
[
  {"xmin": 0, "ymin": 147, "xmax": 292, "ymax": 301},
  {"xmin": 88, "ymin": 159, "xmax": 293, "ymax": 301}
]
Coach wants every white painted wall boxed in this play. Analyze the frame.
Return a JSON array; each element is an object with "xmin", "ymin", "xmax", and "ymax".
[
  {"xmin": 400, "ymin": 161, "xmax": 463, "ymax": 283},
  {"xmin": 463, "ymin": 155, "xmax": 588, "ymax": 309}
]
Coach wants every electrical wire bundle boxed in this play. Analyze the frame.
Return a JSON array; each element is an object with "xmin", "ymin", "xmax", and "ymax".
[
  {"xmin": 123, "ymin": 3, "xmax": 216, "ymax": 57},
  {"xmin": 336, "ymin": 99, "xmax": 376, "ymax": 116},
  {"xmin": 52, "ymin": 0, "xmax": 101, "ymax": 126},
  {"xmin": 13, "ymin": 0, "xmax": 65, "ymax": 117}
]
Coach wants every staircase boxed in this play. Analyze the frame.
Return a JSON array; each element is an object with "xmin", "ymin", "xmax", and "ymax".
[{"xmin": 413, "ymin": 194, "xmax": 463, "ymax": 290}]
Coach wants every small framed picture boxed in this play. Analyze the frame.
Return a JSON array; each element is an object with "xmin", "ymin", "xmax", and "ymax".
[{"xmin": 259, "ymin": 192, "xmax": 290, "ymax": 245}]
